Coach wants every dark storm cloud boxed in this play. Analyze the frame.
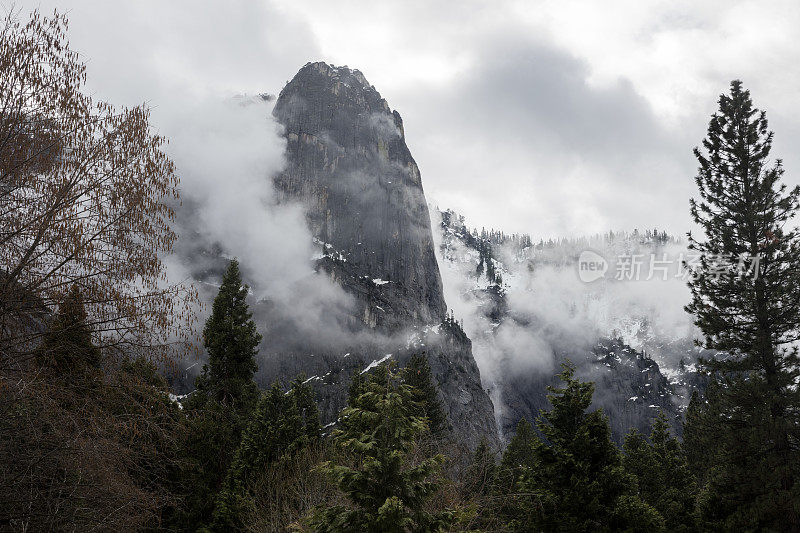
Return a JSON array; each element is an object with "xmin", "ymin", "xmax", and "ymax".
[
  {"xmin": 399, "ymin": 33, "xmax": 695, "ymax": 236},
  {"xmin": 450, "ymin": 38, "xmax": 673, "ymax": 156}
]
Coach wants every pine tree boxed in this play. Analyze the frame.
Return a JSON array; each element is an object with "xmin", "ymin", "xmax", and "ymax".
[
  {"xmin": 291, "ymin": 376, "xmax": 322, "ymax": 443},
  {"xmin": 180, "ymin": 259, "xmax": 262, "ymax": 529},
  {"xmin": 209, "ymin": 379, "xmax": 320, "ymax": 531},
  {"xmin": 623, "ymin": 412, "xmax": 697, "ymax": 532},
  {"xmin": 404, "ymin": 353, "xmax": 448, "ymax": 436},
  {"xmin": 488, "ymin": 417, "xmax": 538, "ymax": 526},
  {"xmin": 682, "ymin": 388, "xmax": 720, "ymax": 486},
  {"xmin": 685, "ymin": 80, "xmax": 800, "ymax": 529},
  {"xmin": 195, "ymin": 259, "xmax": 261, "ymax": 414},
  {"xmin": 347, "ymin": 369, "xmax": 368, "ymax": 405},
  {"xmin": 36, "ymin": 285, "xmax": 101, "ymax": 376},
  {"xmin": 179, "ymin": 397, "xmax": 241, "ymax": 528},
  {"xmin": 459, "ymin": 438, "xmax": 499, "ymax": 530},
  {"xmin": 513, "ymin": 363, "xmax": 664, "ymax": 532},
  {"xmin": 462, "ymin": 437, "xmax": 497, "ymax": 499},
  {"xmin": 308, "ymin": 362, "xmax": 455, "ymax": 532},
  {"xmin": 496, "ymin": 418, "xmax": 536, "ymax": 491}
]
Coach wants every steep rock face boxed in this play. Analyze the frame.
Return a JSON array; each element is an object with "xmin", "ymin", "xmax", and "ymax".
[
  {"xmin": 262, "ymin": 62, "xmax": 497, "ymax": 450},
  {"xmin": 273, "ymin": 62, "xmax": 445, "ymax": 327}
]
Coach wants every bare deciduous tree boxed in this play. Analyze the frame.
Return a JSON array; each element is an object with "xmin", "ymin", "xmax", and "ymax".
[{"xmin": 0, "ymin": 8, "xmax": 197, "ymax": 369}]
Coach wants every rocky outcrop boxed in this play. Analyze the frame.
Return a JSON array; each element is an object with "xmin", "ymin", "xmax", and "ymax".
[
  {"xmin": 273, "ymin": 62, "xmax": 445, "ymax": 327},
  {"xmin": 259, "ymin": 62, "xmax": 498, "ymax": 450}
]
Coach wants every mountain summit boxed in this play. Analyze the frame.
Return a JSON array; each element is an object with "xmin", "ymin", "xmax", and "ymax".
[
  {"xmin": 273, "ymin": 61, "xmax": 446, "ymax": 327},
  {"xmin": 265, "ymin": 62, "xmax": 498, "ymax": 449}
]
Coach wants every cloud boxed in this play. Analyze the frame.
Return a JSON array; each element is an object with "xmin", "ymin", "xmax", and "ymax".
[
  {"xmin": 434, "ymin": 212, "xmax": 698, "ymax": 399},
  {"xmin": 26, "ymin": 0, "xmax": 369, "ymax": 362},
  {"xmin": 163, "ymin": 95, "xmax": 354, "ymax": 313},
  {"xmin": 31, "ymin": 0, "xmax": 800, "ymax": 245},
  {"xmin": 404, "ymin": 33, "xmax": 694, "ymax": 238},
  {"xmin": 31, "ymin": 0, "xmax": 320, "ymax": 105}
]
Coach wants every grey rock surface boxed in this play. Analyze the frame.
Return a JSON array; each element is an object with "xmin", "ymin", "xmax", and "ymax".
[{"xmin": 257, "ymin": 62, "xmax": 498, "ymax": 450}]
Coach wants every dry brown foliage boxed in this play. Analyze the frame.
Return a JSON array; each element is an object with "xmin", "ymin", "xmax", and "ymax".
[{"xmin": 0, "ymin": 8, "xmax": 197, "ymax": 372}]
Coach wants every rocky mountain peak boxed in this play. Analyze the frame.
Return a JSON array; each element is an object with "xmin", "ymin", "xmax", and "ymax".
[
  {"xmin": 261, "ymin": 62, "xmax": 499, "ymax": 450},
  {"xmin": 273, "ymin": 61, "xmax": 444, "ymax": 327},
  {"xmin": 298, "ymin": 62, "xmax": 376, "ymax": 95}
]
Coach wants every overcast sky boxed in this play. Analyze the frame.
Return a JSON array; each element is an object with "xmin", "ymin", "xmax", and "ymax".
[{"xmin": 21, "ymin": 0, "xmax": 800, "ymax": 238}]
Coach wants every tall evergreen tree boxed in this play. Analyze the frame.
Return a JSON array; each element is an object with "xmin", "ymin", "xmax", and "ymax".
[
  {"xmin": 496, "ymin": 418, "xmax": 536, "ymax": 491},
  {"xmin": 459, "ymin": 438, "xmax": 499, "ymax": 531},
  {"xmin": 209, "ymin": 379, "xmax": 320, "ymax": 531},
  {"xmin": 36, "ymin": 285, "xmax": 101, "ymax": 375},
  {"xmin": 404, "ymin": 353, "xmax": 448, "ymax": 436},
  {"xmin": 685, "ymin": 80, "xmax": 800, "ymax": 529},
  {"xmin": 512, "ymin": 363, "xmax": 664, "ymax": 532},
  {"xmin": 623, "ymin": 412, "xmax": 697, "ymax": 532},
  {"xmin": 347, "ymin": 369, "xmax": 368, "ymax": 406},
  {"xmin": 462, "ymin": 437, "xmax": 497, "ymax": 499},
  {"xmin": 195, "ymin": 259, "xmax": 261, "ymax": 413},
  {"xmin": 308, "ymin": 362, "xmax": 455, "ymax": 532},
  {"xmin": 682, "ymin": 388, "xmax": 721, "ymax": 486},
  {"xmin": 487, "ymin": 418, "xmax": 538, "ymax": 527},
  {"xmin": 179, "ymin": 259, "xmax": 262, "ymax": 530},
  {"xmin": 177, "ymin": 397, "xmax": 241, "ymax": 529}
]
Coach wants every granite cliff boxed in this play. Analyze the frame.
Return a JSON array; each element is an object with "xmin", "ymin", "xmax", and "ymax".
[{"xmin": 255, "ymin": 62, "xmax": 498, "ymax": 450}]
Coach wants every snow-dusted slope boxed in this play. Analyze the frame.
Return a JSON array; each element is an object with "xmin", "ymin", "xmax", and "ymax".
[{"xmin": 433, "ymin": 208, "xmax": 708, "ymax": 442}]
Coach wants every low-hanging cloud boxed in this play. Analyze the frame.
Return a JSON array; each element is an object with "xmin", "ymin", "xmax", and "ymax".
[
  {"xmin": 163, "ymin": 96, "xmax": 358, "ymax": 338},
  {"xmin": 433, "ymin": 209, "xmax": 699, "ymax": 400},
  {"xmin": 30, "ymin": 0, "xmax": 371, "ymax": 361}
]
